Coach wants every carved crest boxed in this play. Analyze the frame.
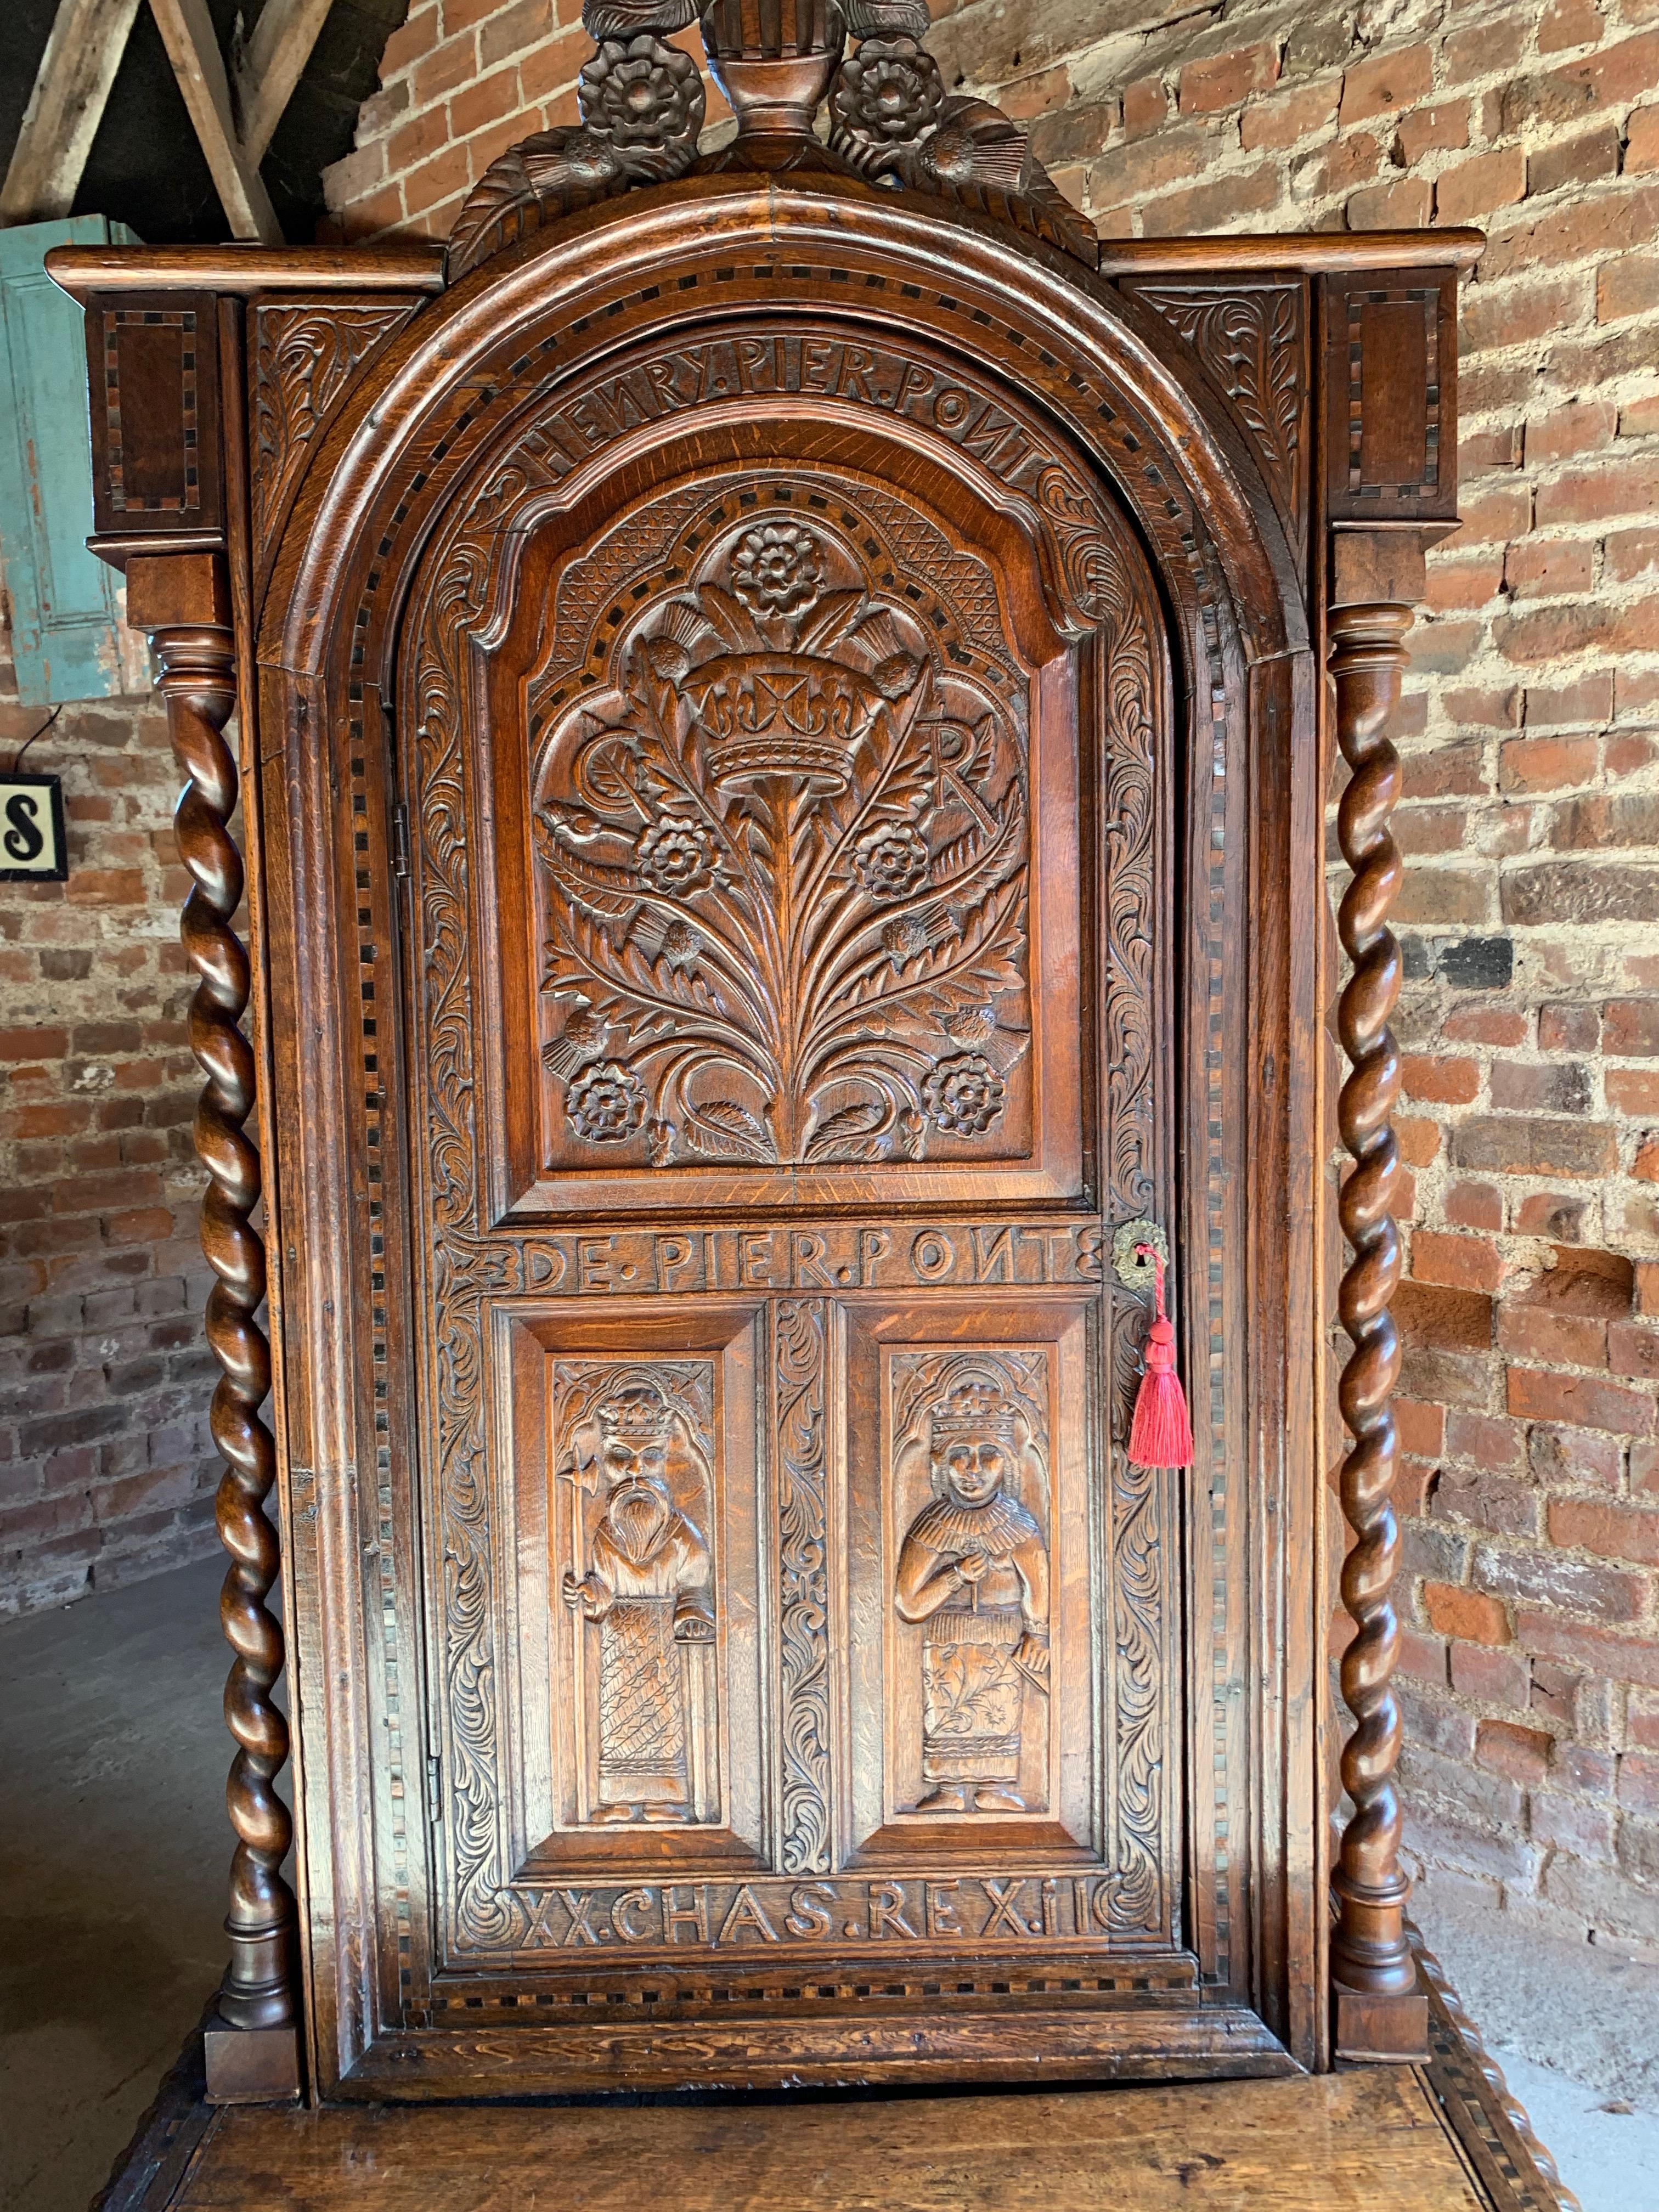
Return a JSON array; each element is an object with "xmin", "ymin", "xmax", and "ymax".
[
  {"xmin": 445, "ymin": 0, "xmax": 1094, "ymax": 281},
  {"xmin": 533, "ymin": 491, "xmax": 1033, "ymax": 1171}
]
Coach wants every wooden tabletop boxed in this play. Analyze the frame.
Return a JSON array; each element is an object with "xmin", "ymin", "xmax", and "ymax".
[
  {"xmin": 160, "ymin": 2070, "xmax": 1482, "ymax": 2210},
  {"xmin": 101, "ymin": 1961, "xmax": 1573, "ymax": 2212}
]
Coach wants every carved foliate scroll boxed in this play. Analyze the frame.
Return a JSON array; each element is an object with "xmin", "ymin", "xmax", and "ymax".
[
  {"xmin": 250, "ymin": 301, "xmax": 419, "ymax": 584},
  {"xmin": 1129, "ymin": 281, "xmax": 1308, "ymax": 556},
  {"xmin": 533, "ymin": 489, "xmax": 1032, "ymax": 1172},
  {"xmin": 775, "ymin": 1300, "xmax": 832, "ymax": 1873}
]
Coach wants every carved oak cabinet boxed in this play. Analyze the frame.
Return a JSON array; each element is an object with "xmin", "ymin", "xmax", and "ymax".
[{"xmin": 53, "ymin": 0, "xmax": 1479, "ymax": 2111}]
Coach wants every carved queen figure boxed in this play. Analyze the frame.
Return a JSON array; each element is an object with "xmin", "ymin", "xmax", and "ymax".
[
  {"xmin": 562, "ymin": 1377, "xmax": 716, "ymax": 1823},
  {"xmin": 895, "ymin": 1379, "xmax": 1049, "ymax": 1813}
]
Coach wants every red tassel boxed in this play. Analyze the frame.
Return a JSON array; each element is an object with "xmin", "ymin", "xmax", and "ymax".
[{"xmin": 1128, "ymin": 1244, "xmax": 1194, "ymax": 1470}]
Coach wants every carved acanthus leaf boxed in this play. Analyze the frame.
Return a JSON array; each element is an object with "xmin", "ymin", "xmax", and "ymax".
[
  {"xmin": 250, "ymin": 302, "xmax": 416, "ymax": 577},
  {"xmin": 1132, "ymin": 282, "xmax": 1307, "ymax": 544}
]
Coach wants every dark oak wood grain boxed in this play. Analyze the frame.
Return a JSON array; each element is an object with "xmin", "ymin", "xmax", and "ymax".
[
  {"xmin": 59, "ymin": 0, "xmax": 1480, "ymax": 2104},
  {"xmin": 110, "ymin": 2059, "xmax": 1515, "ymax": 2211}
]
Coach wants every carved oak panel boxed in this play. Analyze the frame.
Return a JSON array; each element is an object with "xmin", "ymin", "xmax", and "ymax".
[
  {"xmin": 530, "ymin": 485, "xmax": 1036, "ymax": 1178},
  {"xmin": 390, "ymin": 304, "xmax": 1182, "ymax": 2034},
  {"xmin": 503, "ymin": 1301, "xmax": 765, "ymax": 1891}
]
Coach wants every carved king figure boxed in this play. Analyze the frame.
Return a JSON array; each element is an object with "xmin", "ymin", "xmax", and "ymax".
[
  {"xmin": 563, "ymin": 1379, "xmax": 715, "ymax": 1822},
  {"xmin": 895, "ymin": 1381, "xmax": 1049, "ymax": 1813}
]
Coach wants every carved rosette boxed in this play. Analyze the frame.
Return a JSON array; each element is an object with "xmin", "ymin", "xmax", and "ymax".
[{"xmin": 448, "ymin": 15, "xmax": 706, "ymax": 280}]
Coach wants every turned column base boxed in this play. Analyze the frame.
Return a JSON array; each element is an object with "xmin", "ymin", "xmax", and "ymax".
[
  {"xmin": 205, "ymin": 2019, "xmax": 302, "ymax": 2103},
  {"xmin": 1333, "ymin": 1984, "xmax": 1430, "ymax": 2066}
]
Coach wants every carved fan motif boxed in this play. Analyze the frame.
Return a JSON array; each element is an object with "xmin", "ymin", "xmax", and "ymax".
[{"xmin": 532, "ymin": 487, "xmax": 1033, "ymax": 1171}]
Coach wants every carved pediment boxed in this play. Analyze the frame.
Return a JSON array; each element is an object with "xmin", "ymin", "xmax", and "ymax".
[{"xmin": 446, "ymin": 0, "xmax": 1097, "ymax": 282}]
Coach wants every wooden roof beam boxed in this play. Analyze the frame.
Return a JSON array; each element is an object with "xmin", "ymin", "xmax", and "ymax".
[
  {"xmin": 235, "ymin": 0, "xmax": 338, "ymax": 167},
  {"xmin": 0, "ymin": 0, "xmax": 142, "ymax": 226},
  {"xmin": 148, "ymin": 0, "xmax": 282, "ymax": 243}
]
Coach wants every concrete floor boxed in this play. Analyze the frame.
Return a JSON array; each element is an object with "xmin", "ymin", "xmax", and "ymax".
[
  {"xmin": 1, "ymin": 1555, "xmax": 226, "ymax": 2212},
  {"xmin": 2, "ymin": 1556, "xmax": 1654, "ymax": 2212}
]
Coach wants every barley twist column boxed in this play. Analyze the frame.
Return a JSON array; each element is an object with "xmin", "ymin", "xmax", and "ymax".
[
  {"xmin": 1328, "ymin": 599, "xmax": 1418, "ymax": 2019},
  {"xmin": 153, "ymin": 611, "xmax": 297, "ymax": 2044}
]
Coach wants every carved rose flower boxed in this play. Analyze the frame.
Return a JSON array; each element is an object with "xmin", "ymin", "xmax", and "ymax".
[
  {"xmin": 922, "ymin": 1052, "xmax": 1006, "ymax": 1137},
  {"xmin": 731, "ymin": 523, "xmax": 824, "ymax": 618},
  {"xmin": 831, "ymin": 37, "xmax": 945, "ymax": 146},
  {"xmin": 578, "ymin": 35, "xmax": 706, "ymax": 150},
  {"xmin": 567, "ymin": 1059, "xmax": 647, "ymax": 1144},
  {"xmin": 636, "ymin": 815, "xmax": 717, "ymax": 896},
  {"xmin": 855, "ymin": 820, "xmax": 929, "ymax": 901}
]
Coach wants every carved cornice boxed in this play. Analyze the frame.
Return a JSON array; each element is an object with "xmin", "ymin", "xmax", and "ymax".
[{"xmin": 446, "ymin": 0, "xmax": 1097, "ymax": 283}]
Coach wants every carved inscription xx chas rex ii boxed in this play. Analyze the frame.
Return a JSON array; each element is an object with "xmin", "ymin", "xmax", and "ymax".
[{"xmin": 506, "ymin": 1872, "xmax": 1146, "ymax": 1951}]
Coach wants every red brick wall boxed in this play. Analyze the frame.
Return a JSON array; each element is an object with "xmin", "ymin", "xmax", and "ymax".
[
  {"xmin": 0, "ymin": 610, "xmax": 220, "ymax": 1615},
  {"xmin": 321, "ymin": 0, "xmax": 1658, "ymax": 1951}
]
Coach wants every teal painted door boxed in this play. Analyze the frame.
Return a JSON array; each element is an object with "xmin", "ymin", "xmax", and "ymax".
[{"xmin": 0, "ymin": 215, "xmax": 138, "ymax": 704}]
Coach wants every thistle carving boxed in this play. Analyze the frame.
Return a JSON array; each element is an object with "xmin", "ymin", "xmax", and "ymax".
[
  {"xmin": 445, "ymin": 0, "xmax": 1096, "ymax": 280},
  {"xmin": 534, "ymin": 504, "xmax": 1032, "ymax": 1170}
]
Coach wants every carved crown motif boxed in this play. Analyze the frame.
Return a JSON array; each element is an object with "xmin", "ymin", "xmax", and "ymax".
[
  {"xmin": 931, "ymin": 1382, "xmax": 1020, "ymax": 1451},
  {"xmin": 597, "ymin": 1380, "xmax": 676, "ymax": 1449},
  {"xmin": 444, "ymin": 0, "xmax": 1096, "ymax": 281}
]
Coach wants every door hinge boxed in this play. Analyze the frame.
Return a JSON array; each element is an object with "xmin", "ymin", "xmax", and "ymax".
[
  {"xmin": 427, "ymin": 1752, "xmax": 442, "ymax": 1821},
  {"xmin": 392, "ymin": 802, "xmax": 410, "ymax": 879}
]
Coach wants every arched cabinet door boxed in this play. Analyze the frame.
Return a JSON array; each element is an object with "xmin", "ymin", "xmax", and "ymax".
[{"xmin": 259, "ymin": 183, "xmax": 1312, "ymax": 2096}]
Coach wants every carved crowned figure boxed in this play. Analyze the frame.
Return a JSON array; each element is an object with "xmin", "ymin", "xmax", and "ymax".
[
  {"xmin": 562, "ymin": 1377, "xmax": 716, "ymax": 1822},
  {"xmin": 894, "ymin": 1379, "xmax": 1049, "ymax": 1813}
]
